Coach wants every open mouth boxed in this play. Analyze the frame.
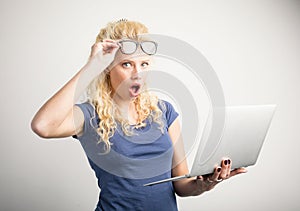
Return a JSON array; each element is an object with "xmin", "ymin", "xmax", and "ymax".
[{"xmin": 129, "ymin": 84, "xmax": 141, "ymax": 97}]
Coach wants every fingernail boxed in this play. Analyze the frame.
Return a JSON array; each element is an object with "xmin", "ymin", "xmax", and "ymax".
[
  {"xmin": 217, "ymin": 167, "xmax": 221, "ymax": 172},
  {"xmin": 224, "ymin": 160, "xmax": 228, "ymax": 165},
  {"xmin": 228, "ymin": 159, "xmax": 231, "ymax": 165}
]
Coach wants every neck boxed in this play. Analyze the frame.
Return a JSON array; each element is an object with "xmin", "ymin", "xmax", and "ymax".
[{"xmin": 114, "ymin": 96, "xmax": 138, "ymax": 124}]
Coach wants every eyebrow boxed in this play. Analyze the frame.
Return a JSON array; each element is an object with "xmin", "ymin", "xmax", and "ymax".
[{"xmin": 121, "ymin": 59, "xmax": 151, "ymax": 63}]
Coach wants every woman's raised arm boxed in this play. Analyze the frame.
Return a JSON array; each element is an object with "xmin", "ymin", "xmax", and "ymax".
[{"xmin": 31, "ymin": 40, "xmax": 119, "ymax": 138}]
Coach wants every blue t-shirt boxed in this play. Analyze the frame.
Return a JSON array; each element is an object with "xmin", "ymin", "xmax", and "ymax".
[{"xmin": 74, "ymin": 100, "xmax": 179, "ymax": 211}]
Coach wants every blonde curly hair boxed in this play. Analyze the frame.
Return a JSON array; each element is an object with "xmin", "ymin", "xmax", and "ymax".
[{"xmin": 87, "ymin": 19, "xmax": 165, "ymax": 152}]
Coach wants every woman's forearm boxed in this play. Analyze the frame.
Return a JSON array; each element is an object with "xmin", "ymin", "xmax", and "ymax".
[{"xmin": 31, "ymin": 58, "xmax": 105, "ymax": 137}]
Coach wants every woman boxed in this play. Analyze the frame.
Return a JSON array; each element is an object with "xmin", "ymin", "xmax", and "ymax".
[{"xmin": 31, "ymin": 19, "xmax": 247, "ymax": 210}]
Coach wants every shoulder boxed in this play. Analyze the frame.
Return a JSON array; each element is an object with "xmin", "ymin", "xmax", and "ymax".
[
  {"xmin": 157, "ymin": 99, "xmax": 170, "ymax": 110},
  {"xmin": 75, "ymin": 102, "xmax": 95, "ymax": 116},
  {"xmin": 158, "ymin": 99, "xmax": 178, "ymax": 114},
  {"xmin": 158, "ymin": 99, "xmax": 179, "ymax": 127},
  {"xmin": 74, "ymin": 101, "xmax": 99, "ymax": 132}
]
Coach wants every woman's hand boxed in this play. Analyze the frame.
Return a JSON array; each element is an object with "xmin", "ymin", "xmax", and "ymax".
[
  {"xmin": 194, "ymin": 159, "xmax": 247, "ymax": 193},
  {"xmin": 89, "ymin": 39, "xmax": 119, "ymax": 69},
  {"xmin": 90, "ymin": 39, "xmax": 119, "ymax": 57}
]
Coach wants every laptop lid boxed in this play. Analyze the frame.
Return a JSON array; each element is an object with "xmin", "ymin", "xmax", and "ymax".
[
  {"xmin": 144, "ymin": 104, "xmax": 276, "ymax": 186},
  {"xmin": 190, "ymin": 104, "xmax": 276, "ymax": 177}
]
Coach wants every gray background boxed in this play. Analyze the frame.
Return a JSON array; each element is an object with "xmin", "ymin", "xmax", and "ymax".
[{"xmin": 1, "ymin": 0, "xmax": 299, "ymax": 210}]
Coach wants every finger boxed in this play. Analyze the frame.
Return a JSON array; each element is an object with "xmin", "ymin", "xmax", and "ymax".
[
  {"xmin": 196, "ymin": 175, "xmax": 204, "ymax": 181},
  {"xmin": 230, "ymin": 167, "xmax": 248, "ymax": 177},
  {"xmin": 103, "ymin": 38, "xmax": 118, "ymax": 43},
  {"xmin": 219, "ymin": 159, "xmax": 229, "ymax": 179},
  {"xmin": 102, "ymin": 41, "xmax": 119, "ymax": 48},
  {"xmin": 102, "ymin": 42, "xmax": 119, "ymax": 54},
  {"xmin": 210, "ymin": 166, "xmax": 222, "ymax": 181},
  {"xmin": 102, "ymin": 39, "xmax": 119, "ymax": 48},
  {"xmin": 226, "ymin": 159, "xmax": 232, "ymax": 178}
]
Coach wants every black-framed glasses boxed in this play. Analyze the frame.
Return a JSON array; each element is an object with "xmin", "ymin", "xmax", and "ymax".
[{"xmin": 118, "ymin": 39, "xmax": 158, "ymax": 55}]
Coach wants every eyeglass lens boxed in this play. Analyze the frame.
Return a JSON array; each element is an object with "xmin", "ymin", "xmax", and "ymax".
[
  {"xmin": 119, "ymin": 41, "xmax": 137, "ymax": 54},
  {"xmin": 141, "ymin": 41, "xmax": 157, "ymax": 55},
  {"xmin": 119, "ymin": 40, "xmax": 157, "ymax": 55}
]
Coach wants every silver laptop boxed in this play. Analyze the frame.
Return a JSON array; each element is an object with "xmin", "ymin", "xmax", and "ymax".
[{"xmin": 144, "ymin": 104, "xmax": 276, "ymax": 186}]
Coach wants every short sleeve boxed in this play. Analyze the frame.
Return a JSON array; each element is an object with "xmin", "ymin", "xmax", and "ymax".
[
  {"xmin": 160, "ymin": 100, "xmax": 179, "ymax": 128},
  {"xmin": 72, "ymin": 102, "xmax": 98, "ymax": 139}
]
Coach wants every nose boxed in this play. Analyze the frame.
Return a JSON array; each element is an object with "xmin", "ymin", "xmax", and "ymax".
[{"xmin": 131, "ymin": 65, "xmax": 142, "ymax": 80}]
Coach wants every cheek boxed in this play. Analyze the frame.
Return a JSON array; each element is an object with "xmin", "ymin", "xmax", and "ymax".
[{"xmin": 110, "ymin": 70, "xmax": 129, "ymax": 91}]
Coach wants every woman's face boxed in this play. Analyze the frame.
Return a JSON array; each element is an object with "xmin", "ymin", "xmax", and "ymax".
[{"xmin": 109, "ymin": 52, "xmax": 151, "ymax": 101}]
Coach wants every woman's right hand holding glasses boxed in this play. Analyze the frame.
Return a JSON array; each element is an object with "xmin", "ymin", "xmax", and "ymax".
[{"xmin": 89, "ymin": 39, "xmax": 120, "ymax": 69}]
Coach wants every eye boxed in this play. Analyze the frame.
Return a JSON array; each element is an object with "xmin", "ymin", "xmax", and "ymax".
[
  {"xmin": 122, "ymin": 62, "xmax": 132, "ymax": 68},
  {"xmin": 141, "ymin": 62, "xmax": 149, "ymax": 68}
]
